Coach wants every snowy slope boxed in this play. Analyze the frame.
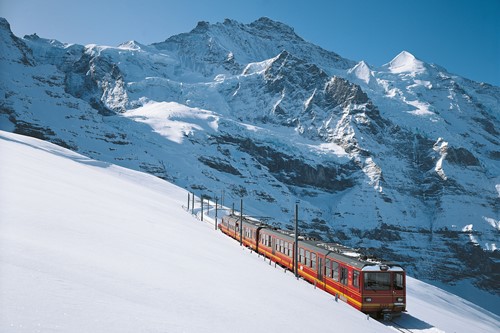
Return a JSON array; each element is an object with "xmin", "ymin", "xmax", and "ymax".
[
  {"xmin": 1, "ymin": 130, "xmax": 499, "ymax": 333},
  {"xmin": 0, "ymin": 16, "xmax": 499, "ymax": 314}
]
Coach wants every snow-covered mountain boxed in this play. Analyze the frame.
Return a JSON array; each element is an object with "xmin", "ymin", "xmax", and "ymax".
[{"xmin": 0, "ymin": 16, "xmax": 499, "ymax": 314}]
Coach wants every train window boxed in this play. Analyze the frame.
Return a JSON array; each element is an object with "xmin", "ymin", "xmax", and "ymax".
[
  {"xmin": 325, "ymin": 259, "xmax": 332, "ymax": 278},
  {"xmin": 340, "ymin": 267, "xmax": 348, "ymax": 285},
  {"xmin": 311, "ymin": 253, "xmax": 317, "ymax": 269},
  {"xmin": 280, "ymin": 239, "xmax": 284, "ymax": 253},
  {"xmin": 394, "ymin": 272, "xmax": 404, "ymax": 290},
  {"xmin": 364, "ymin": 272, "xmax": 391, "ymax": 291},
  {"xmin": 305, "ymin": 251, "xmax": 310, "ymax": 267},
  {"xmin": 332, "ymin": 261, "xmax": 339, "ymax": 281},
  {"xmin": 353, "ymin": 271, "xmax": 359, "ymax": 289},
  {"xmin": 284, "ymin": 242, "xmax": 288, "ymax": 256},
  {"xmin": 299, "ymin": 248, "xmax": 304, "ymax": 264}
]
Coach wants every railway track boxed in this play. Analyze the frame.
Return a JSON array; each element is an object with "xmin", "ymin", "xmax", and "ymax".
[{"xmin": 387, "ymin": 319, "xmax": 413, "ymax": 333}]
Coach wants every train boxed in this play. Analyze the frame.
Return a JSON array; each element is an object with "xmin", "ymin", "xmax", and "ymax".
[{"xmin": 219, "ymin": 214, "xmax": 406, "ymax": 319}]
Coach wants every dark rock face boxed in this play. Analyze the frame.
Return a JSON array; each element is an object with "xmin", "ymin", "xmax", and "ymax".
[
  {"xmin": 198, "ymin": 156, "xmax": 242, "ymax": 176},
  {"xmin": 216, "ymin": 135, "xmax": 357, "ymax": 192},
  {"xmin": 446, "ymin": 147, "xmax": 481, "ymax": 167},
  {"xmin": 325, "ymin": 76, "xmax": 369, "ymax": 107},
  {"xmin": 64, "ymin": 54, "xmax": 123, "ymax": 115},
  {"xmin": 0, "ymin": 18, "xmax": 35, "ymax": 66}
]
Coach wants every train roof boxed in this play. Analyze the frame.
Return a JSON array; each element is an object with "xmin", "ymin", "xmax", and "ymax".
[{"xmin": 224, "ymin": 214, "xmax": 404, "ymax": 272}]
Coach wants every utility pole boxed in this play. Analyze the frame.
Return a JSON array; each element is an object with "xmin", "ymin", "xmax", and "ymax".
[
  {"xmin": 191, "ymin": 192, "xmax": 194, "ymax": 215},
  {"xmin": 294, "ymin": 201, "xmax": 299, "ymax": 278},
  {"xmin": 215, "ymin": 197, "xmax": 218, "ymax": 230},
  {"xmin": 201, "ymin": 194, "xmax": 204, "ymax": 221},
  {"xmin": 187, "ymin": 192, "xmax": 190, "ymax": 211},
  {"xmin": 239, "ymin": 198, "xmax": 243, "ymax": 246}
]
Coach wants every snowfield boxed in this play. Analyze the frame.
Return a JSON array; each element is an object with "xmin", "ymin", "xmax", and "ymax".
[{"xmin": 0, "ymin": 130, "xmax": 498, "ymax": 332}]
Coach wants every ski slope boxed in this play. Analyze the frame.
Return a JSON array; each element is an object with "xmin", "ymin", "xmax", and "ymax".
[{"xmin": 0, "ymin": 131, "xmax": 498, "ymax": 333}]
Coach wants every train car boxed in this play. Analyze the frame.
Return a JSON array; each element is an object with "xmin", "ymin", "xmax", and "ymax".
[
  {"xmin": 219, "ymin": 214, "xmax": 239, "ymax": 239},
  {"xmin": 219, "ymin": 214, "xmax": 406, "ymax": 318},
  {"xmin": 258, "ymin": 227, "xmax": 294, "ymax": 270},
  {"xmin": 297, "ymin": 240, "xmax": 406, "ymax": 318},
  {"xmin": 220, "ymin": 214, "xmax": 264, "ymax": 251}
]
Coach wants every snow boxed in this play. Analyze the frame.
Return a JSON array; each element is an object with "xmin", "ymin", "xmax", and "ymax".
[
  {"xmin": 348, "ymin": 60, "xmax": 373, "ymax": 84},
  {"xmin": 433, "ymin": 138, "xmax": 448, "ymax": 180},
  {"xmin": 362, "ymin": 265, "xmax": 404, "ymax": 272},
  {"xmin": 123, "ymin": 101, "xmax": 219, "ymax": 144},
  {"xmin": 484, "ymin": 217, "xmax": 500, "ymax": 231},
  {"xmin": 462, "ymin": 224, "xmax": 474, "ymax": 232},
  {"xmin": 1, "ymin": 130, "xmax": 499, "ymax": 333},
  {"xmin": 386, "ymin": 51, "xmax": 426, "ymax": 74},
  {"xmin": 242, "ymin": 57, "xmax": 276, "ymax": 75}
]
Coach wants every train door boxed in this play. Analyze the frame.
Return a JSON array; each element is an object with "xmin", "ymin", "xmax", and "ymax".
[
  {"xmin": 271, "ymin": 237, "xmax": 276, "ymax": 255},
  {"xmin": 392, "ymin": 272, "xmax": 405, "ymax": 309},
  {"xmin": 317, "ymin": 257, "xmax": 323, "ymax": 281},
  {"xmin": 340, "ymin": 265, "xmax": 348, "ymax": 300}
]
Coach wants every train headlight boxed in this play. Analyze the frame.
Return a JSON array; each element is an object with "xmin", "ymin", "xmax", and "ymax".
[
  {"xmin": 397, "ymin": 297, "xmax": 404, "ymax": 302},
  {"xmin": 364, "ymin": 297, "xmax": 372, "ymax": 302}
]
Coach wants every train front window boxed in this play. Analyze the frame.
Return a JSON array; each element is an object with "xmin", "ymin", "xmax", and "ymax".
[
  {"xmin": 394, "ymin": 272, "xmax": 404, "ymax": 290},
  {"xmin": 364, "ymin": 272, "xmax": 391, "ymax": 291}
]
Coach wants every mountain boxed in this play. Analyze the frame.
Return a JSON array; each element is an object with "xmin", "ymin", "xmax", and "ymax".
[{"xmin": 0, "ymin": 17, "xmax": 499, "ymax": 314}]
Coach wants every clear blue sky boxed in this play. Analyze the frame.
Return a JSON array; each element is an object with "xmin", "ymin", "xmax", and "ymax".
[{"xmin": 2, "ymin": 0, "xmax": 499, "ymax": 86}]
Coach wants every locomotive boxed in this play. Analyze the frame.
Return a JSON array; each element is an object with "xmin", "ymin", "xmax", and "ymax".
[{"xmin": 219, "ymin": 214, "xmax": 406, "ymax": 319}]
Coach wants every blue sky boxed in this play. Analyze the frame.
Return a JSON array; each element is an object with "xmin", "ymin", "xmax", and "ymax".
[{"xmin": 2, "ymin": 0, "xmax": 499, "ymax": 86}]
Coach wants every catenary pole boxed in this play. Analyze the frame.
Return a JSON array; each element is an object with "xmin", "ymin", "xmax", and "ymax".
[
  {"xmin": 239, "ymin": 198, "xmax": 243, "ymax": 246},
  {"xmin": 294, "ymin": 201, "xmax": 299, "ymax": 278},
  {"xmin": 215, "ymin": 197, "xmax": 218, "ymax": 230}
]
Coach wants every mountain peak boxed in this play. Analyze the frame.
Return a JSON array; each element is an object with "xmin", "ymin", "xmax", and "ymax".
[
  {"xmin": 0, "ymin": 17, "xmax": 11, "ymax": 31},
  {"xmin": 192, "ymin": 20, "xmax": 210, "ymax": 33},
  {"xmin": 385, "ymin": 50, "xmax": 426, "ymax": 74},
  {"xmin": 348, "ymin": 60, "xmax": 373, "ymax": 84},
  {"xmin": 118, "ymin": 40, "xmax": 146, "ymax": 50},
  {"xmin": 249, "ymin": 17, "xmax": 296, "ymax": 35}
]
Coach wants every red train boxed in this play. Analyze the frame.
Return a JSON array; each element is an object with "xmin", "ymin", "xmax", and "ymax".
[{"xmin": 219, "ymin": 214, "xmax": 406, "ymax": 319}]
